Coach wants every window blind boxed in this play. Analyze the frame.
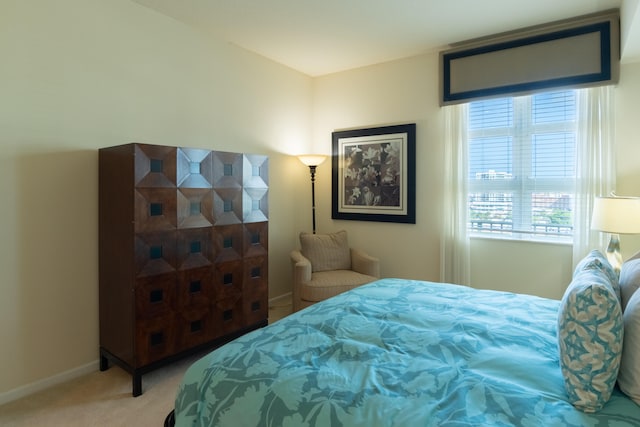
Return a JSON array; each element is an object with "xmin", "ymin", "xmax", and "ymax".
[{"xmin": 468, "ymin": 90, "xmax": 577, "ymax": 239}]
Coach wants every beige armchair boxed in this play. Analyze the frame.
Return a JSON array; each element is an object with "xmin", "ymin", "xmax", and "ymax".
[{"xmin": 290, "ymin": 230, "xmax": 380, "ymax": 312}]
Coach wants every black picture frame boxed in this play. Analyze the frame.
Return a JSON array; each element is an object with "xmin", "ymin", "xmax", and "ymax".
[{"xmin": 332, "ymin": 123, "xmax": 416, "ymax": 224}]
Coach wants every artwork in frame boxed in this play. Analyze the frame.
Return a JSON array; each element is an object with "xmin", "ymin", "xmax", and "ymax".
[{"xmin": 332, "ymin": 123, "xmax": 416, "ymax": 224}]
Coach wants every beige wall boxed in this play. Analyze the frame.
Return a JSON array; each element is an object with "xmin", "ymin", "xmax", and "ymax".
[
  {"xmin": 2, "ymin": 0, "xmax": 640, "ymax": 403},
  {"xmin": 312, "ymin": 54, "xmax": 444, "ymax": 282},
  {"xmin": 614, "ymin": 62, "xmax": 640, "ymax": 261},
  {"xmin": 0, "ymin": 0, "xmax": 312, "ymax": 398},
  {"xmin": 312, "ymin": 58, "xmax": 640, "ymax": 300}
]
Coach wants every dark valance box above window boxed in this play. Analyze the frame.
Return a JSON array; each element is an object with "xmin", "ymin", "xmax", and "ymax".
[{"xmin": 440, "ymin": 9, "xmax": 620, "ymax": 106}]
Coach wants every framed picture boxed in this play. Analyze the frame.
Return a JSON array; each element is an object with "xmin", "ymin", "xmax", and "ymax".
[{"xmin": 332, "ymin": 123, "xmax": 416, "ymax": 224}]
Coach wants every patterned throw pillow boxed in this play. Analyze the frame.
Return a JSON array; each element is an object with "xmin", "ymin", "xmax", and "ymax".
[
  {"xmin": 573, "ymin": 250, "xmax": 620, "ymax": 302},
  {"xmin": 557, "ymin": 268, "xmax": 623, "ymax": 412},
  {"xmin": 300, "ymin": 230, "xmax": 351, "ymax": 272}
]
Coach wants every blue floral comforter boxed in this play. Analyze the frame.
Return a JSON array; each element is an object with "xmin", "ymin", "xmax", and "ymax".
[{"xmin": 173, "ymin": 278, "xmax": 640, "ymax": 426}]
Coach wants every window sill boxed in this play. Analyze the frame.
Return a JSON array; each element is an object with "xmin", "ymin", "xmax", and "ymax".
[{"xmin": 469, "ymin": 233, "xmax": 573, "ymax": 247}]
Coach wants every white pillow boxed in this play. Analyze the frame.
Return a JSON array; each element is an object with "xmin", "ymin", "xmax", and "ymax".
[
  {"xmin": 618, "ymin": 288, "xmax": 640, "ymax": 404},
  {"xmin": 620, "ymin": 258, "xmax": 640, "ymax": 311}
]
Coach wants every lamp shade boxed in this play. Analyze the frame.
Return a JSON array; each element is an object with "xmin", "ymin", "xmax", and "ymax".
[
  {"xmin": 297, "ymin": 154, "xmax": 327, "ymax": 167},
  {"xmin": 591, "ymin": 196, "xmax": 640, "ymax": 234}
]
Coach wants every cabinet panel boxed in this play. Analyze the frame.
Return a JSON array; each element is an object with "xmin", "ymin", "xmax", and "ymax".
[
  {"xmin": 212, "ymin": 151, "xmax": 243, "ymax": 189},
  {"xmin": 243, "ymin": 154, "xmax": 269, "ymax": 188},
  {"xmin": 213, "ymin": 224, "xmax": 244, "ymax": 263},
  {"xmin": 176, "ymin": 227, "xmax": 214, "ymax": 271},
  {"xmin": 244, "ymin": 290, "xmax": 268, "ymax": 327},
  {"xmin": 134, "ymin": 231, "xmax": 177, "ymax": 277},
  {"xmin": 134, "ymin": 188, "xmax": 178, "ymax": 233},
  {"xmin": 176, "ymin": 306, "xmax": 213, "ymax": 349},
  {"xmin": 213, "ymin": 260, "xmax": 243, "ymax": 301},
  {"xmin": 177, "ymin": 148, "xmax": 213, "ymax": 189},
  {"xmin": 212, "ymin": 295, "xmax": 244, "ymax": 338},
  {"xmin": 135, "ymin": 273, "xmax": 177, "ymax": 320},
  {"xmin": 177, "ymin": 188, "xmax": 214, "ymax": 229},
  {"xmin": 176, "ymin": 267, "xmax": 215, "ymax": 310},
  {"xmin": 213, "ymin": 188, "xmax": 243, "ymax": 225},
  {"xmin": 242, "ymin": 187, "xmax": 268, "ymax": 223},
  {"xmin": 243, "ymin": 222, "xmax": 268, "ymax": 258},
  {"xmin": 135, "ymin": 315, "xmax": 177, "ymax": 366},
  {"xmin": 134, "ymin": 144, "xmax": 177, "ymax": 188}
]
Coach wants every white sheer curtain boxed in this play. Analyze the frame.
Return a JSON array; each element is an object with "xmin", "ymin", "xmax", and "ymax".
[
  {"xmin": 440, "ymin": 103, "xmax": 470, "ymax": 286},
  {"xmin": 573, "ymin": 85, "xmax": 616, "ymax": 267}
]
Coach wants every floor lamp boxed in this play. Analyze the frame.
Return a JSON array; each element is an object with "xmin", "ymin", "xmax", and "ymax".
[
  {"xmin": 591, "ymin": 195, "xmax": 640, "ymax": 274},
  {"xmin": 297, "ymin": 155, "xmax": 327, "ymax": 234}
]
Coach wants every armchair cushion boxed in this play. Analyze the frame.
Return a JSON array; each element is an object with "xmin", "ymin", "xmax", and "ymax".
[
  {"xmin": 300, "ymin": 230, "xmax": 351, "ymax": 272},
  {"xmin": 299, "ymin": 270, "xmax": 377, "ymax": 303}
]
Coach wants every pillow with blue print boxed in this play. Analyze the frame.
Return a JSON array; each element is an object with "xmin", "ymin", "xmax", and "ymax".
[
  {"xmin": 573, "ymin": 249, "xmax": 620, "ymax": 302},
  {"xmin": 558, "ymin": 267, "xmax": 623, "ymax": 413}
]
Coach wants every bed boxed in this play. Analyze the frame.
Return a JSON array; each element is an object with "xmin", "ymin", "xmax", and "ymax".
[{"xmin": 166, "ymin": 277, "xmax": 640, "ymax": 426}]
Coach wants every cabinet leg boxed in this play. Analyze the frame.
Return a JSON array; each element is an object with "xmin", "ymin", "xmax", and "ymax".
[
  {"xmin": 99, "ymin": 353, "xmax": 109, "ymax": 371},
  {"xmin": 132, "ymin": 372, "xmax": 142, "ymax": 397}
]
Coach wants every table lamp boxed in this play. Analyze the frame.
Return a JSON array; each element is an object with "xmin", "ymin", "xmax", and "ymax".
[{"xmin": 591, "ymin": 195, "xmax": 640, "ymax": 274}]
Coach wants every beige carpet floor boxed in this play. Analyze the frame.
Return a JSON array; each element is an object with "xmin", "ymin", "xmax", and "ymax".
[{"xmin": 0, "ymin": 299, "xmax": 292, "ymax": 427}]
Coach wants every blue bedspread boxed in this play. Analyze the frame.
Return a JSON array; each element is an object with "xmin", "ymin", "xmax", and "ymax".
[{"xmin": 173, "ymin": 278, "xmax": 640, "ymax": 426}]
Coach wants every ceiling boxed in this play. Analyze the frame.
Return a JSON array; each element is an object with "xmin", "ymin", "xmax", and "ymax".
[{"xmin": 133, "ymin": 0, "xmax": 640, "ymax": 77}]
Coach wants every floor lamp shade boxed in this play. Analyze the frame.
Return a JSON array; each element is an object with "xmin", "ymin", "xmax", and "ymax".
[{"xmin": 298, "ymin": 155, "xmax": 327, "ymax": 167}]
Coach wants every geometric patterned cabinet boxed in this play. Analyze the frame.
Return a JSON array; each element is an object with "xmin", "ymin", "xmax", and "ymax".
[{"xmin": 98, "ymin": 143, "xmax": 268, "ymax": 396}]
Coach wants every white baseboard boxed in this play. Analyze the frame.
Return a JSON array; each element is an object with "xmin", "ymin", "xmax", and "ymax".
[
  {"xmin": 269, "ymin": 292, "xmax": 292, "ymax": 307},
  {"xmin": 0, "ymin": 360, "xmax": 99, "ymax": 406}
]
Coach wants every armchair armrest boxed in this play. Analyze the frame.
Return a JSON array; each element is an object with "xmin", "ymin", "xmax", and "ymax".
[
  {"xmin": 290, "ymin": 250, "xmax": 312, "ymax": 283},
  {"xmin": 351, "ymin": 248, "xmax": 380, "ymax": 278},
  {"xmin": 290, "ymin": 250, "xmax": 312, "ymax": 312}
]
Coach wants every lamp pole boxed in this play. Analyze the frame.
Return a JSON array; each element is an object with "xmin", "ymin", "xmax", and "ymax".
[
  {"xmin": 309, "ymin": 164, "xmax": 318, "ymax": 234},
  {"xmin": 297, "ymin": 155, "xmax": 327, "ymax": 234}
]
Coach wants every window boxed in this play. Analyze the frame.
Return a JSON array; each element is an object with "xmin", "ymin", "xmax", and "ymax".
[{"xmin": 467, "ymin": 90, "xmax": 577, "ymax": 241}]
